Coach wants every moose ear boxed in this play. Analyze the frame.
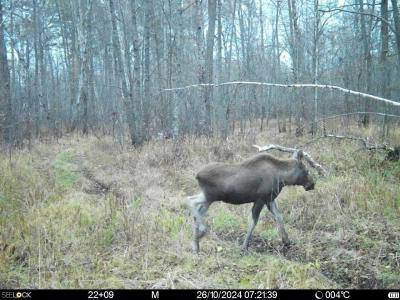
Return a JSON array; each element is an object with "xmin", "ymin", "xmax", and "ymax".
[{"xmin": 292, "ymin": 150, "xmax": 304, "ymax": 161}]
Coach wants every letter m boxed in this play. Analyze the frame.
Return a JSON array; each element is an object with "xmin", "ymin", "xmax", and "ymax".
[{"xmin": 152, "ymin": 291, "xmax": 159, "ymax": 299}]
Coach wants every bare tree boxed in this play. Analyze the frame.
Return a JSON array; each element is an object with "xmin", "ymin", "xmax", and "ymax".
[
  {"xmin": 204, "ymin": 0, "xmax": 217, "ymax": 135},
  {"xmin": 358, "ymin": 0, "xmax": 373, "ymax": 127},
  {"xmin": 381, "ymin": 0, "xmax": 390, "ymax": 136},
  {"xmin": 109, "ymin": 0, "xmax": 139, "ymax": 145},
  {"xmin": 1, "ymin": 0, "xmax": 399, "ymax": 147},
  {"xmin": 129, "ymin": 0, "xmax": 142, "ymax": 144},
  {"xmin": 143, "ymin": 0, "xmax": 152, "ymax": 141},
  {"xmin": 392, "ymin": 0, "xmax": 400, "ymax": 70},
  {"xmin": 76, "ymin": 0, "xmax": 93, "ymax": 135},
  {"xmin": 0, "ymin": 0, "xmax": 12, "ymax": 144},
  {"xmin": 311, "ymin": 0, "xmax": 320, "ymax": 136}
]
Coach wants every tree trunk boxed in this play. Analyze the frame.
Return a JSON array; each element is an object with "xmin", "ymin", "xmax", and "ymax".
[
  {"xmin": 287, "ymin": 0, "xmax": 303, "ymax": 131},
  {"xmin": 77, "ymin": 0, "xmax": 93, "ymax": 136},
  {"xmin": 358, "ymin": 0, "xmax": 372, "ymax": 127},
  {"xmin": 143, "ymin": 0, "xmax": 151, "ymax": 141},
  {"xmin": 392, "ymin": 0, "xmax": 400, "ymax": 71},
  {"xmin": 0, "ymin": 0, "xmax": 12, "ymax": 144},
  {"xmin": 130, "ymin": 0, "xmax": 142, "ymax": 145},
  {"xmin": 33, "ymin": 0, "xmax": 40, "ymax": 135},
  {"xmin": 109, "ymin": 0, "xmax": 139, "ymax": 145},
  {"xmin": 203, "ymin": 0, "xmax": 216, "ymax": 136},
  {"xmin": 151, "ymin": 3, "xmax": 167, "ymax": 135},
  {"xmin": 381, "ymin": 0, "xmax": 390, "ymax": 137},
  {"xmin": 224, "ymin": 0, "xmax": 237, "ymax": 138},
  {"xmin": 274, "ymin": 1, "xmax": 284, "ymax": 132},
  {"xmin": 217, "ymin": 0, "xmax": 224, "ymax": 137},
  {"xmin": 170, "ymin": 0, "xmax": 183, "ymax": 139},
  {"xmin": 194, "ymin": 0, "xmax": 205, "ymax": 135},
  {"xmin": 311, "ymin": 0, "xmax": 320, "ymax": 136}
]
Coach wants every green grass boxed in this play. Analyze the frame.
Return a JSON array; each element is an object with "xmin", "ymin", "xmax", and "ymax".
[
  {"xmin": 378, "ymin": 270, "xmax": 400, "ymax": 288},
  {"xmin": 396, "ymin": 195, "xmax": 400, "ymax": 211},
  {"xmin": 260, "ymin": 227, "xmax": 279, "ymax": 241},
  {"xmin": 212, "ymin": 209, "xmax": 242, "ymax": 232},
  {"xmin": 52, "ymin": 149, "xmax": 79, "ymax": 188},
  {"xmin": 156, "ymin": 208, "xmax": 187, "ymax": 237}
]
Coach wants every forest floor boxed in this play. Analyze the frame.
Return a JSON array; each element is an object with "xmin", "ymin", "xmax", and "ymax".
[{"xmin": 1, "ymin": 124, "xmax": 400, "ymax": 288}]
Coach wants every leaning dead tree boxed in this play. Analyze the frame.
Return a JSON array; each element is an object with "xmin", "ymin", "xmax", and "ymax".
[
  {"xmin": 316, "ymin": 112, "xmax": 400, "ymax": 122},
  {"xmin": 294, "ymin": 111, "xmax": 400, "ymax": 133},
  {"xmin": 163, "ymin": 81, "xmax": 400, "ymax": 107},
  {"xmin": 253, "ymin": 144, "xmax": 327, "ymax": 176}
]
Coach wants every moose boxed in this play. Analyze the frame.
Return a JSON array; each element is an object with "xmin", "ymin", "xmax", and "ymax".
[{"xmin": 186, "ymin": 149, "xmax": 317, "ymax": 253}]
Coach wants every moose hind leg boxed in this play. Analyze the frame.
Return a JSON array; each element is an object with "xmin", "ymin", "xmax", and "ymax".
[
  {"xmin": 242, "ymin": 200, "xmax": 264, "ymax": 251},
  {"xmin": 186, "ymin": 193, "xmax": 209, "ymax": 253},
  {"xmin": 197, "ymin": 202, "xmax": 210, "ymax": 238},
  {"xmin": 268, "ymin": 200, "xmax": 290, "ymax": 245}
]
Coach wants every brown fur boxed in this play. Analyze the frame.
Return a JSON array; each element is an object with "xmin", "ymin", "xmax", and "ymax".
[
  {"xmin": 195, "ymin": 153, "xmax": 311, "ymax": 205},
  {"xmin": 187, "ymin": 151, "xmax": 315, "ymax": 252}
]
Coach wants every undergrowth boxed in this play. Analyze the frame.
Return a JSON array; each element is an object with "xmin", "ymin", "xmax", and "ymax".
[{"xmin": 0, "ymin": 127, "xmax": 399, "ymax": 288}]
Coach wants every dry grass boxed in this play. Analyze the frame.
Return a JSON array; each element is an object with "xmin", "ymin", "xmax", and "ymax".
[{"xmin": 0, "ymin": 125, "xmax": 399, "ymax": 288}]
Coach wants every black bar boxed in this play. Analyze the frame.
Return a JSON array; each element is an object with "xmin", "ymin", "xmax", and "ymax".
[{"xmin": 1, "ymin": 289, "xmax": 399, "ymax": 300}]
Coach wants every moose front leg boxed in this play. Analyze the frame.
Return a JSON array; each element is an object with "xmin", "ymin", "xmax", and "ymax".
[
  {"xmin": 267, "ymin": 200, "xmax": 290, "ymax": 246},
  {"xmin": 242, "ymin": 199, "xmax": 264, "ymax": 252}
]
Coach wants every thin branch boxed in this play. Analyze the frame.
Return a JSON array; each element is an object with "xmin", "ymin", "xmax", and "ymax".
[
  {"xmin": 162, "ymin": 81, "xmax": 400, "ymax": 107},
  {"xmin": 319, "ymin": 8, "xmax": 396, "ymax": 33},
  {"xmin": 295, "ymin": 111, "xmax": 400, "ymax": 133},
  {"xmin": 316, "ymin": 111, "xmax": 400, "ymax": 122},
  {"xmin": 323, "ymin": 134, "xmax": 367, "ymax": 144},
  {"xmin": 253, "ymin": 144, "xmax": 327, "ymax": 176}
]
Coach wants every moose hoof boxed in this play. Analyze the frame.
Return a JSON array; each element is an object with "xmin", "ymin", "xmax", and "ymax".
[
  {"xmin": 283, "ymin": 239, "xmax": 292, "ymax": 247},
  {"xmin": 240, "ymin": 248, "xmax": 249, "ymax": 256},
  {"xmin": 192, "ymin": 241, "xmax": 200, "ymax": 253},
  {"xmin": 198, "ymin": 227, "xmax": 208, "ymax": 239},
  {"xmin": 240, "ymin": 244, "xmax": 250, "ymax": 255}
]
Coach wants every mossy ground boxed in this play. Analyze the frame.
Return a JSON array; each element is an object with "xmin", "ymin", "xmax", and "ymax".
[{"xmin": 1, "ymin": 126, "xmax": 399, "ymax": 288}]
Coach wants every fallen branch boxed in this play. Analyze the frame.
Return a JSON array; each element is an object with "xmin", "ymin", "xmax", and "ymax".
[
  {"xmin": 162, "ymin": 81, "xmax": 400, "ymax": 108},
  {"xmin": 296, "ymin": 112, "xmax": 400, "ymax": 133},
  {"xmin": 253, "ymin": 144, "xmax": 326, "ymax": 176},
  {"xmin": 322, "ymin": 134, "xmax": 394, "ymax": 151},
  {"xmin": 316, "ymin": 112, "xmax": 400, "ymax": 123}
]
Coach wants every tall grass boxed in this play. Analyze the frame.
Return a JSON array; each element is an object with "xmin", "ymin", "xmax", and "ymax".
[{"xmin": 1, "ymin": 127, "xmax": 399, "ymax": 288}]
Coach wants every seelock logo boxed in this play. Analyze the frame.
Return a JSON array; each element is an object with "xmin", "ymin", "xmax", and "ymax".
[{"xmin": 1, "ymin": 292, "xmax": 32, "ymax": 299}]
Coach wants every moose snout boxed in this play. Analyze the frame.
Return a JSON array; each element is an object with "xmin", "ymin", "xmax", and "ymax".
[{"xmin": 305, "ymin": 182, "xmax": 315, "ymax": 191}]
